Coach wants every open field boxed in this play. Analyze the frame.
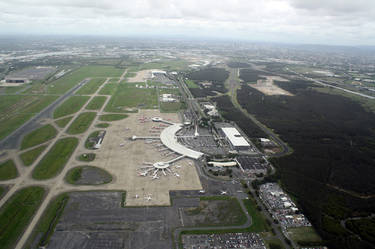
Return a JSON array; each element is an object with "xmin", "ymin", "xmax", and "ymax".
[
  {"xmin": 99, "ymin": 83, "xmax": 117, "ymax": 95},
  {"xmin": 160, "ymin": 102, "xmax": 183, "ymax": 112},
  {"xmin": 104, "ymin": 84, "xmax": 158, "ymax": 112},
  {"xmin": 53, "ymin": 96, "xmax": 89, "ymax": 119},
  {"xmin": 66, "ymin": 112, "xmax": 96, "ymax": 134},
  {"xmin": 20, "ymin": 124, "xmax": 57, "ymax": 150},
  {"xmin": 0, "ymin": 160, "xmax": 18, "ymax": 180},
  {"xmin": 96, "ymin": 123, "xmax": 110, "ymax": 128},
  {"xmin": 32, "ymin": 137, "xmax": 79, "ymax": 180},
  {"xmin": 55, "ymin": 116, "xmax": 73, "ymax": 128},
  {"xmin": 249, "ymin": 76, "xmax": 292, "ymax": 96},
  {"xmin": 77, "ymin": 153, "xmax": 96, "ymax": 162},
  {"xmin": 76, "ymin": 78, "xmax": 105, "ymax": 95},
  {"xmin": 98, "ymin": 114, "xmax": 128, "ymax": 121},
  {"xmin": 287, "ymin": 226, "xmax": 322, "ymax": 246},
  {"xmin": 186, "ymin": 79, "xmax": 199, "ymax": 88},
  {"xmin": 20, "ymin": 145, "xmax": 47, "ymax": 166},
  {"xmin": 85, "ymin": 96, "xmax": 107, "ymax": 110},
  {"xmin": 127, "ymin": 69, "xmax": 153, "ymax": 82},
  {"xmin": 0, "ymin": 95, "xmax": 57, "ymax": 140},
  {"xmin": 243, "ymin": 198, "xmax": 270, "ymax": 232},
  {"xmin": 88, "ymin": 109, "xmax": 202, "ymax": 206},
  {"xmin": 0, "ymin": 186, "xmax": 45, "ymax": 249}
]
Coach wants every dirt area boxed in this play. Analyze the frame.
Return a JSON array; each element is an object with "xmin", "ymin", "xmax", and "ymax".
[
  {"xmin": 127, "ymin": 70, "xmax": 155, "ymax": 83},
  {"xmin": 75, "ymin": 167, "xmax": 112, "ymax": 185},
  {"xmin": 80, "ymin": 109, "xmax": 202, "ymax": 206},
  {"xmin": 249, "ymin": 76, "xmax": 293, "ymax": 96}
]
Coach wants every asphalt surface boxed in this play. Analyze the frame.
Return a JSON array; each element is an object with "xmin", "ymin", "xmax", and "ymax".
[{"xmin": 0, "ymin": 78, "xmax": 89, "ymax": 150}]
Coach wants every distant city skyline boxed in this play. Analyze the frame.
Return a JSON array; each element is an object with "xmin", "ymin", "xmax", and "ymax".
[{"xmin": 1, "ymin": 0, "xmax": 374, "ymax": 46}]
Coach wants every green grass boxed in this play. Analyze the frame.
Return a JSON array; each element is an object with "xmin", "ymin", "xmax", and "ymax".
[
  {"xmin": 20, "ymin": 124, "xmax": 57, "ymax": 150},
  {"xmin": 96, "ymin": 123, "xmax": 110, "ymax": 128},
  {"xmin": 43, "ymin": 65, "xmax": 124, "ymax": 94},
  {"xmin": 86, "ymin": 96, "xmax": 107, "ymax": 110},
  {"xmin": 55, "ymin": 116, "xmax": 73, "ymax": 128},
  {"xmin": 32, "ymin": 137, "xmax": 78, "ymax": 180},
  {"xmin": 160, "ymin": 102, "xmax": 183, "ymax": 112},
  {"xmin": 53, "ymin": 96, "xmax": 90, "ymax": 118},
  {"xmin": 66, "ymin": 112, "xmax": 96, "ymax": 134},
  {"xmin": 98, "ymin": 114, "xmax": 128, "ymax": 121},
  {"xmin": 78, "ymin": 153, "xmax": 96, "ymax": 162},
  {"xmin": 76, "ymin": 78, "xmax": 105, "ymax": 95},
  {"xmin": 243, "ymin": 198, "xmax": 271, "ymax": 232},
  {"xmin": 99, "ymin": 83, "xmax": 118, "ymax": 95},
  {"xmin": 0, "ymin": 95, "xmax": 58, "ymax": 140},
  {"xmin": 65, "ymin": 166, "xmax": 112, "ymax": 185},
  {"xmin": 0, "ymin": 160, "xmax": 18, "ymax": 180},
  {"xmin": 85, "ymin": 131, "xmax": 100, "ymax": 149},
  {"xmin": 28, "ymin": 193, "xmax": 69, "ymax": 247},
  {"xmin": 0, "ymin": 186, "xmax": 45, "ymax": 249},
  {"xmin": 0, "ymin": 186, "xmax": 5, "ymax": 200},
  {"xmin": 104, "ymin": 84, "xmax": 158, "ymax": 112},
  {"xmin": 287, "ymin": 226, "xmax": 322, "ymax": 246},
  {"xmin": 20, "ymin": 145, "xmax": 47, "ymax": 166},
  {"xmin": 186, "ymin": 79, "xmax": 199, "ymax": 88}
]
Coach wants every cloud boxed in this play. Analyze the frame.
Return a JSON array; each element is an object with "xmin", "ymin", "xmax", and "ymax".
[{"xmin": 0, "ymin": 0, "xmax": 374, "ymax": 45}]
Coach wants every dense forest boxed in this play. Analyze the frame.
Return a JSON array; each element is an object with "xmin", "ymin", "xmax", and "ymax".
[
  {"xmin": 239, "ymin": 68, "xmax": 268, "ymax": 83},
  {"xmin": 236, "ymin": 80, "xmax": 375, "ymax": 248},
  {"xmin": 211, "ymin": 95, "xmax": 267, "ymax": 139},
  {"xmin": 187, "ymin": 67, "xmax": 229, "ymax": 97}
]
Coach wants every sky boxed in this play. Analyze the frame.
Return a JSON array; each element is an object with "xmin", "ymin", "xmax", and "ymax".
[{"xmin": 0, "ymin": 0, "xmax": 374, "ymax": 46}]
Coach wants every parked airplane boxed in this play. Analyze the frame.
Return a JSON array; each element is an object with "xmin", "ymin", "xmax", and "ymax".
[
  {"xmin": 152, "ymin": 175, "xmax": 159, "ymax": 180},
  {"xmin": 174, "ymin": 173, "xmax": 180, "ymax": 178},
  {"xmin": 220, "ymin": 190, "xmax": 227, "ymax": 195},
  {"xmin": 144, "ymin": 196, "xmax": 152, "ymax": 201},
  {"xmin": 138, "ymin": 172, "xmax": 147, "ymax": 176}
]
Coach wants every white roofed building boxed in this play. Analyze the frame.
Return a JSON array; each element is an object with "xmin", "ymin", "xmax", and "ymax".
[{"xmin": 221, "ymin": 127, "xmax": 250, "ymax": 150}]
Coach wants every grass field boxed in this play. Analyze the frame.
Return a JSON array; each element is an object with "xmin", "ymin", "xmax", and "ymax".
[
  {"xmin": 243, "ymin": 198, "xmax": 270, "ymax": 232},
  {"xmin": 0, "ymin": 186, "xmax": 45, "ymax": 249},
  {"xmin": 53, "ymin": 96, "xmax": 90, "ymax": 118},
  {"xmin": 78, "ymin": 153, "xmax": 96, "ymax": 162},
  {"xmin": 65, "ymin": 166, "xmax": 112, "ymax": 185},
  {"xmin": 160, "ymin": 102, "xmax": 183, "ymax": 112},
  {"xmin": 99, "ymin": 83, "xmax": 118, "ymax": 95},
  {"xmin": 96, "ymin": 123, "xmax": 110, "ymax": 128},
  {"xmin": 287, "ymin": 226, "xmax": 322, "ymax": 246},
  {"xmin": 85, "ymin": 131, "xmax": 100, "ymax": 149},
  {"xmin": 20, "ymin": 124, "xmax": 57, "ymax": 150},
  {"xmin": 0, "ymin": 160, "xmax": 18, "ymax": 180},
  {"xmin": 66, "ymin": 112, "xmax": 96, "ymax": 134},
  {"xmin": 25, "ymin": 193, "xmax": 69, "ymax": 248},
  {"xmin": 98, "ymin": 114, "xmax": 128, "ymax": 121},
  {"xmin": 86, "ymin": 96, "xmax": 107, "ymax": 110},
  {"xmin": 76, "ymin": 78, "xmax": 105, "ymax": 95},
  {"xmin": 0, "ymin": 95, "xmax": 57, "ymax": 140},
  {"xmin": 55, "ymin": 116, "xmax": 73, "ymax": 128},
  {"xmin": 186, "ymin": 79, "xmax": 199, "ymax": 88},
  {"xmin": 20, "ymin": 145, "xmax": 47, "ymax": 166},
  {"xmin": 32, "ymin": 137, "xmax": 78, "ymax": 180},
  {"xmin": 104, "ymin": 84, "xmax": 158, "ymax": 112}
]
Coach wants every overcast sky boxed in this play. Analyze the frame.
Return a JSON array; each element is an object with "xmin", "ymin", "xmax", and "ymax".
[{"xmin": 1, "ymin": 0, "xmax": 374, "ymax": 46}]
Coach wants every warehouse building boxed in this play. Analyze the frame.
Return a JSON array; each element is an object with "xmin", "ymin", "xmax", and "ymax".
[{"xmin": 221, "ymin": 127, "xmax": 250, "ymax": 150}]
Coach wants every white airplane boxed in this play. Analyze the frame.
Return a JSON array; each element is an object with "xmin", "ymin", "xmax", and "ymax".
[
  {"xmin": 152, "ymin": 175, "xmax": 159, "ymax": 180},
  {"xmin": 135, "ymin": 194, "xmax": 139, "ymax": 199},
  {"xmin": 174, "ymin": 173, "xmax": 180, "ymax": 178},
  {"xmin": 220, "ymin": 190, "xmax": 228, "ymax": 195},
  {"xmin": 188, "ymin": 162, "xmax": 193, "ymax": 166},
  {"xmin": 119, "ymin": 143, "xmax": 125, "ymax": 147},
  {"xmin": 144, "ymin": 196, "xmax": 152, "ymax": 201},
  {"xmin": 175, "ymin": 165, "xmax": 181, "ymax": 168},
  {"xmin": 138, "ymin": 172, "xmax": 148, "ymax": 176},
  {"xmin": 199, "ymin": 190, "xmax": 205, "ymax": 194}
]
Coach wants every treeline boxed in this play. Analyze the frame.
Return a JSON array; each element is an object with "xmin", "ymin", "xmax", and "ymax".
[
  {"xmin": 211, "ymin": 95, "xmax": 267, "ymax": 139},
  {"xmin": 227, "ymin": 62, "xmax": 251, "ymax": 68},
  {"xmin": 235, "ymin": 80, "xmax": 375, "ymax": 248},
  {"xmin": 239, "ymin": 68, "xmax": 268, "ymax": 83},
  {"xmin": 187, "ymin": 67, "xmax": 229, "ymax": 97}
]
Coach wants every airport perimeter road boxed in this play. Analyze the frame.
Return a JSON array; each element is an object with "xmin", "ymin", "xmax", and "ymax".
[
  {"xmin": 0, "ymin": 78, "xmax": 90, "ymax": 150},
  {"xmin": 173, "ymin": 196, "xmax": 252, "ymax": 249},
  {"xmin": 226, "ymin": 67, "xmax": 292, "ymax": 157}
]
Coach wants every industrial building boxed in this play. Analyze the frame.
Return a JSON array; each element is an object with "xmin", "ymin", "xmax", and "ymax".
[
  {"xmin": 5, "ymin": 77, "xmax": 30, "ymax": 83},
  {"xmin": 221, "ymin": 127, "xmax": 250, "ymax": 150}
]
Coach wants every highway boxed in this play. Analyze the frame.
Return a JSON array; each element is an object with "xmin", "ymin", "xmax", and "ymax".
[{"xmin": 0, "ymin": 78, "xmax": 89, "ymax": 150}]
